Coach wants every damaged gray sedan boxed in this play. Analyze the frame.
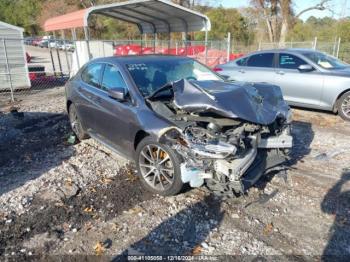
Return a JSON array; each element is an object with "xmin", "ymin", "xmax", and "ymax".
[{"xmin": 65, "ymin": 55, "xmax": 293, "ymax": 197}]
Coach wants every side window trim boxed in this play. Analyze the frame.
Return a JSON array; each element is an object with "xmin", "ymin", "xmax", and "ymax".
[
  {"xmin": 81, "ymin": 62, "xmax": 104, "ymax": 89},
  {"xmin": 100, "ymin": 63, "xmax": 128, "ymax": 92}
]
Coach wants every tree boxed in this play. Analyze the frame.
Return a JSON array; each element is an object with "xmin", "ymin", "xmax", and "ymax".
[{"xmin": 252, "ymin": 0, "xmax": 332, "ymax": 45}]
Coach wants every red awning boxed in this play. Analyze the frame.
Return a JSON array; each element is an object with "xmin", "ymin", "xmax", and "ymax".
[
  {"xmin": 43, "ymin": 0, "xmax": 211, "ymax": 33},
  {"xmin": 43, "ymin": 9, "xmax": 87, "ymax": 31}
]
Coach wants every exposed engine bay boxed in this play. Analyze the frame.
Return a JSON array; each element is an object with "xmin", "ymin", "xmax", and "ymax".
[{"xmin": 147, "ymin": 79, "xmax": 293, "ymax": 196}]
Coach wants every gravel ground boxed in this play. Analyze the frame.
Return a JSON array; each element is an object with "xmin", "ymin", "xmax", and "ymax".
[{"xmin": 1, "ymin": 86, "xmax": 350, "ymax": 261}]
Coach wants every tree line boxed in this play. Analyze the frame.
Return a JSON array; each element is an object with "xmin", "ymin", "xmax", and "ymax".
[{"xmin": 0, "ymin": 0, "xmax": 349, "ymax": 44}]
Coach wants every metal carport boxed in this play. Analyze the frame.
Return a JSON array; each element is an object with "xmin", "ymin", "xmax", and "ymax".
[{"xmin": 43, "ymin": 0, "xmax": 211, "ymax": 63}]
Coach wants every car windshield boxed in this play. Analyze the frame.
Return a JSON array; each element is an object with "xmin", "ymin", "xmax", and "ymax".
[
  {"xmin": 126, "ymin": 59, "xmax": 223, "ymax": 96},
  {"xmin": 303, "ymin": 52, "xmax": 348, "ymax": 69}
]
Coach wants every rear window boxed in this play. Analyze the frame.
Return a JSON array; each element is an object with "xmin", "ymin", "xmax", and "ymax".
[{"xmin": 247, "ymin": 53, "xmax": 274, "ymax": 68}]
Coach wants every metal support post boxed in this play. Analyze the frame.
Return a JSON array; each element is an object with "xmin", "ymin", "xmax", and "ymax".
[
  {"xmin": 336, "ymin": 37, "xmax": 341, "ymax": 58},
  {"xmin": 3, "ymin": 38, "xmax": 14, "ymax": 102},
  {"xmin": 204, "ymin": 23, "xmax": 209, "ymax": 65},
  {"xmin": 62, "ymin": 30, "xmax": 71, "ymax": 73},
  {"xmin": 226, "ymin": 32, "xmax": 231, "ymax": 62},
  {"xmin": 313, "ymin": 37, "xmax": 317, "ymax": 50},
  {"xmin": 71, "ymin": 28, "xmax": 80, "ymax": 69},
  {"xmin": 84, "ymin": 26, "xmax": 92, "ymax": 59}
]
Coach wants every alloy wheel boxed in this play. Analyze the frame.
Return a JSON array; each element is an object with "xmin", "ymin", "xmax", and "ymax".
[
  {"xmin": 138, "ymin": 144, "xmax": 175, "ymax": 191},
  {"xmin": 341, "ymin": 94, "xmax": 350, "ymax": 118}
]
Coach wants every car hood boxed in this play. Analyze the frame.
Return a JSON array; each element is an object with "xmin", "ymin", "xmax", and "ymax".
[
  {"xmin": 324, "ymin": 67, "xmax": 350, "ymax": 77},
  {"xmin": 172, "ymin": 79, "xmax": 290, "ymax": 125}
]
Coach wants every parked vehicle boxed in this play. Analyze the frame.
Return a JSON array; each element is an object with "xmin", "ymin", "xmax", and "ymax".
[
  {"xmin": 32, "ymin": 37, "xmax": 42, "ymax": 46},
  {"xmin": 39, "ymin": 40, "xmax": 49, "ymax": 48},
  {"xmin": 59, "ymin": 41, "xmax": 75, "ymax": 51},
  {"xmin": 24, "ymin": 37, "xmax": 34, "ymax": 45},
  {"xmin": 65, "ymin": 55, "xmax": 293, "ymax": 197},
  {"xmin": 214, "ymin": 49, "xmax": 350, "ymax": 121}
]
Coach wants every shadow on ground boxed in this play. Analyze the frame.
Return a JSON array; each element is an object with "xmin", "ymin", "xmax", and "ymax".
[
  {"xmin": 254, "ymin": 120, "xmax": 314, "ymax": 192},
  {"xmin": 321, "ymin": 169, "xmax": 350, "ymax": 261},
  {"xmin": 0, "ymin": 111, "xmax": 73, "ymax": 196},
  {"xmin": 115, "ymin": 195, "xmax": 224, "ymax": 260}
]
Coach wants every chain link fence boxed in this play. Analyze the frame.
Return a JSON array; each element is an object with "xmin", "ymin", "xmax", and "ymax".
[{"xmin": 0, "ymin": 36, "xmax": 348, "ymax": 107}]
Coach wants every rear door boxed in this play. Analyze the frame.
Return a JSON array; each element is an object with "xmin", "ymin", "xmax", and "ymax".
[
  {"xmin": 230, "ymin": 53, "xmax": 277, "ymax": 85},
  {"xmin": 274, "ymin": 52, "xmax": 324, "ymax": 107}
]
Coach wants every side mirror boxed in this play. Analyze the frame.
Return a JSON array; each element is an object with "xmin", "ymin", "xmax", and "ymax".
[
  {"xmin": 221, "ymin": 75, "xmax": 230, "ymax": 81},
  {"xmin": 108, "ymin": 87, "xmax": 126, "ymax": 101},
  {"xmin": 298, "ymin": 64, "xmax": 314, "ymax": 72}
]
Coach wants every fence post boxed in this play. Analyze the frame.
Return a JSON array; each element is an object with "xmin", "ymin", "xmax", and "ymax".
[
  {"xmin": 3, "ymin": 38, "xmax": 15, "ymax": 103},
  {"xmin": 258, "ymin": 41, "xmax": 261, "ymax": 51},
  {"xmin": 226, "ymin": 32, "xmax": 231, "ymax": 62},
  {"xmin": 336, "ymin": 37, "xmax": 341, "ymax": 58},
  {"xmin": 62, "ymin": 30, "xmax": 71, "ymax": 74},
  {"xmin": 313, "ymin": 37, "xmax": 317, "ymax": 50}
]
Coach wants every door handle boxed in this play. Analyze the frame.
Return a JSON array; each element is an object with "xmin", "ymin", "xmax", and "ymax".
[
  {"xmin": 276, "ymin": 71, "xmax": 285, "ymax": 75},
  {"xmin": 238, "ymin": 69, "xmax": 245, "ymax": 73}
]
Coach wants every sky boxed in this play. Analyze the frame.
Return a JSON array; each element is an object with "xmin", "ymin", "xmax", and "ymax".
[{"xmin": 213, "ymin": 0, "xmax": 349, "ymax": 20}]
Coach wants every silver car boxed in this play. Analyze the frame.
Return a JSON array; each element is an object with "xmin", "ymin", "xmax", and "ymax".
[{"xmin": 215, "ymin": 49, "xmax": 350, "ymax": 121}]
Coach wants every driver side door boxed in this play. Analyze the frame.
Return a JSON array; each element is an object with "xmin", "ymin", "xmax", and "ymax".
[
  {"xmin": 92, "ymin": 63, "xmax": 137, "ymax": 157},
  {"xmin": 274, "ymin": 52, "xmax": 324, "ymax": 108}
]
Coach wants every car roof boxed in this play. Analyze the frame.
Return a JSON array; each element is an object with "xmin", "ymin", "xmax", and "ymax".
[
  {"xmin": 91, "ymin": 55, "xmax": 193, "ymax": 65},
  {"xmin": 250, "ymin": 48, "xmax": 320, "ymax": 55}
]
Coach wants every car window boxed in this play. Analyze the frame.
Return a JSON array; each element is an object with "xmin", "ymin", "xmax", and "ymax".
[
  {"xmin": 126, "ymin": 59, "xmax": 222, "ymax": 97},
  {"xmin": 279, "ymin": 53, "xmax": 307, "ymax": 69},
  {"xmin": 81, "ymin": 63, "xmax": 103, "ymax": 88},
  {"xmin": 101, "ymin": 64, "xmax": 127, "ymax": 91},
  {"xmin": 246, "ymin": 53, "xmax": 274, "ymax": 68},
  {"xmin": 303, "ymin": 51, "xmax": 348, "ymax": 69},
  {"xmin": 236, "ymin": 57, "xmax": 249, "ymax": 66}
]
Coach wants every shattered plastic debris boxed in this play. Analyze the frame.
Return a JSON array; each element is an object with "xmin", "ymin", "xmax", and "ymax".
[{"xmin": 67, "ymin": 134, "xmax": 76, "ymax": 144}]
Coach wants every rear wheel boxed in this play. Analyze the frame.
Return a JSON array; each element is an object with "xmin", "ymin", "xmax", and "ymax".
[
  {"xmin": 68, "ymin": 103, "xmax": 89, "ymax": 141},
  {"xmin": 135, "ymin": 137, "xmax": 183, "ymax": 196},
  {"xmin": 337, "ymin": 91, "xmax": 350, "ymax": 121}
]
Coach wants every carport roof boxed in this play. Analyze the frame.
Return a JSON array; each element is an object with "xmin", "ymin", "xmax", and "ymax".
[{"xmin": 43, "ymin": 0, "xmax": 211, "ymax": 34}]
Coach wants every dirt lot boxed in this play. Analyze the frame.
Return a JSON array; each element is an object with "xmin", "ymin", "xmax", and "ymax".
[{"xmin": 1, "ymin": 87, "xmax": 350, "ymax": 261}]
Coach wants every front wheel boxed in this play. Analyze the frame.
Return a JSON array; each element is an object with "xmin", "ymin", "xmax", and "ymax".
[
  {"xmin": 135, "ymin": 137, "xmax": 183, "ymax": 196},
  {"xmin": 337, "ymin": 91, "xmax": 350, "ymax": 121}
]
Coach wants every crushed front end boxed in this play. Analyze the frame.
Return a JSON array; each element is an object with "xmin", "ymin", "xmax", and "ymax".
[
  {"xmin": 159, "ymin": 116, "xmax": 292, "ymax": 196},
  {"xmin": 149, "ymin": 79, "xmax": 293, "ymax": 197}
]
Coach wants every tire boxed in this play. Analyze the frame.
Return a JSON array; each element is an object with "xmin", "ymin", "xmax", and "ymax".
[
  {"xmin": 337, "ymin": 91, "xmax": 350, "ymax": 121},
  {"xmin": 68, "ymin": 103, "xmax": 89, "ymax": 141},
  {"xmin": 135, "ymin": 136, "xmax": 183, "ymax": 196}
]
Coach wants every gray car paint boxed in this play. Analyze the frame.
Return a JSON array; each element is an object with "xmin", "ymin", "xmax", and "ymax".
[
  {"xmin": 216, "ymin": 48, "xmax": 350, "ymax": 111},
  {"xmin": 65, "ymin": 55, "xmax": 290, "ymax": 161},
  {"xmin": 66, "ymin": 56, "xmax": 178, "ymax": 160},
  {"xmin": 169, "ymin": 79, "xmax": 290, "ymax": 125}
]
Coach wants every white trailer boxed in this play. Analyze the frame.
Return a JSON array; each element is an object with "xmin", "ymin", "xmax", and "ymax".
[{"xmin": 0, "ymin": 21, "xmax": 31, "ymax": 93}]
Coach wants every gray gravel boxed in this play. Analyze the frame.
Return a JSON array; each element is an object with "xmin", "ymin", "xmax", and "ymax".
[{"xmin": 1, "ymin": 86, "xmax": 350, "ymax": 260}]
